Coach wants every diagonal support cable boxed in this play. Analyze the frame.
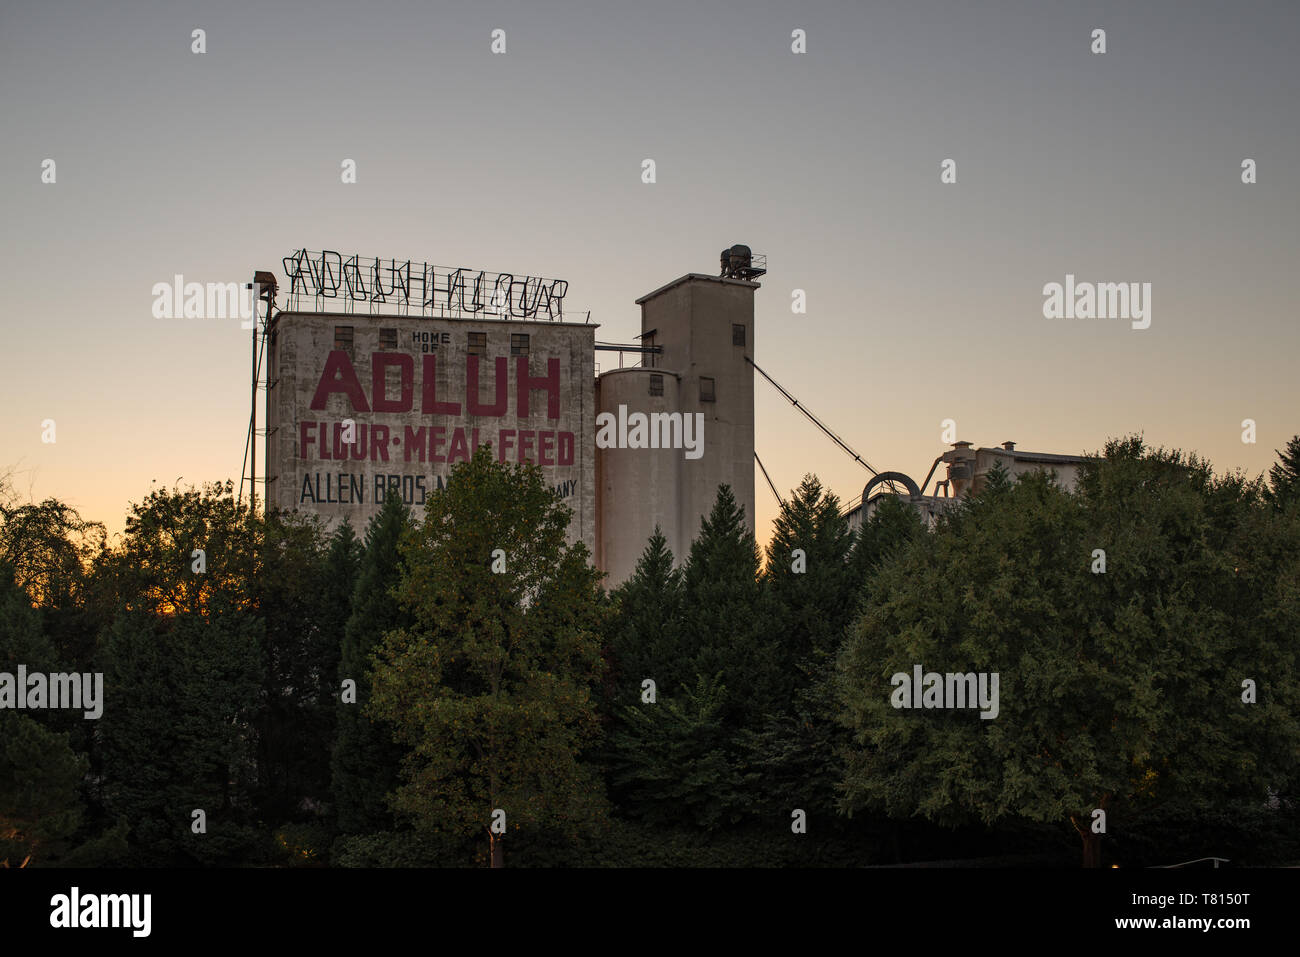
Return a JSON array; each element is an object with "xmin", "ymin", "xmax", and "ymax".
[
  {"xmin": 745, "ymin": 355, "xmax": 900, "ymax": 494},
  {"xmin": 755, "ymin": 451, "xmax": 784, "ymax": 507}
]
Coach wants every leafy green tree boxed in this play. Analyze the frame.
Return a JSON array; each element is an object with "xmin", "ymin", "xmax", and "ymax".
[
  {"xmin": 0, "ymin": 499, "xmax": 106, "ymax": 689},
  {"xmin": 96, "ymin": 480, "xmax": 258, "ymax": 618},
  {"xmin": 332, "ymin": 493, "xmax": 412, "ymax": 836},
  {"xmin": 836, "ymin": 438, "xmax": 1300, "ymax": 867},
  {"xmin": 94, "ymin": 482, "xmax": 351, "ymax": 842},
  {"xmin": 369, "ymin": 446, "xmax": 606, "ymax": 867},
  {"xmin": 0, "ymin": 499, "xmax": 105, "ymax": 612},
  {"xmin": 94, "ymin": 483, "xmax": 264, "ymax": 864}
]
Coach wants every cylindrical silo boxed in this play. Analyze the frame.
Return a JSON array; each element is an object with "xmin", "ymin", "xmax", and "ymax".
[{"xmin": 596, "ymin": 367, "xmax": 683, "ymax": 586}]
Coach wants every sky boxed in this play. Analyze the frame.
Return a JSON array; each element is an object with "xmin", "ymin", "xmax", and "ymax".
[{"xmin": 2, "ymin": 0, "xmax": 1297, "ymax": 549}]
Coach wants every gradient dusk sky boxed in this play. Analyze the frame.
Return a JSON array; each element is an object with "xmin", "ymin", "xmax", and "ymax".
[{"xmin": 2, "ymin": 0, "xmax": 1297, "ymax": 550}]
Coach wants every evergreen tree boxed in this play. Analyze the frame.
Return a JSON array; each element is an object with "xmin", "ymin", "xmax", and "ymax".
[
  {"xmin": 849, "ymin": 493, "xmax": 926, "ymax": 595},
  {"xmin": 608, "ymin": 674, "xmax": 746, "ymax": 830},
  {"xmin": 606, "ymin": 532, "xmax": 744, "ymax": 828},
  {"xmin": 763, "ymin": 474, "xmax": 857, "ymax": 690},
  {"xmin": 331, "ymin": 493, "xmax": 411, "ymax": 837},
  {"xmin": 314, "ymin": 521, "xmax": 360, "ymax": 825},
  {"xmin": 249, "ymin": 510, "xmax": 331, "ymax": 826},
  {"xmin": 0, "ymin": 560, "xmax": 57, "ymax": 675},
  {"xmin": 319, "ymin": 521, "xmax": 361, "ymax": 685},
  {"xmin": 0, "ymin": 564, "xmax": 85, "ymax": 867},
  {"xmin": 606, "ymin": 527, "xmax": 686, "ymax": 707},
  {"xmin": 0, "ymin": 712, "xmax": 87, "ymax": 866},
  {"xmin": 98, "ymin": 606, "xmax": 262, "ymax": 865},
  {"xmin": 979, "ymin": 459, "xmax": 1015, "ymax": 496},
  {"xmin": 732, "ymin": 476, "xmax": 862, "ymax": 817},
  {"xmin": 680, "ymin": 485, "xmax": 775, "ymax": 728},
  {"xmin": 607, "ymin": 485, "xmax": 784, "ymax": 830},
  {"xmin": 1267, "ymin": 434, "xmax": 1300, "ymax": 508}
]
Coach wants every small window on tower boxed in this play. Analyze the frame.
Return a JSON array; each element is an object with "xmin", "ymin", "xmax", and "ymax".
[
  {"xmin": 511, "ymin": 333, "xmax": 530, "ymax": 356},
  {"xmin": 334, "ymin": 326, "xmax": 354, "ymax": 353},
  {"xmin": 649, "ymin": 373, "xmax": 664, "ymax": 397},
  {"xmin": 468, "ymin": 332, "xmax": 487, "ymax": 356},
  {"xmin": 700, "ymin": 376, "xmax": 716, "ymax": 402},
  {"xmin": 379, "ymin": 328, "xmax": 398, "ymax": 350},
  {"xmin": 732, "ymin": 323, "xmax": 746, "ymax": 346}
]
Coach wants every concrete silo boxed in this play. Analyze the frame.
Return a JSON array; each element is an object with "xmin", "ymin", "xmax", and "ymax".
[{"xmin": 595, "ymin": 247, "xmax": 762, "ymax": 584}]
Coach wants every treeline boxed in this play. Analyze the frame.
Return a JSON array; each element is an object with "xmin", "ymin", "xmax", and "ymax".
[{"xmin": 1, "ymin": 435, "xmax": 1298, "ymax": 867}]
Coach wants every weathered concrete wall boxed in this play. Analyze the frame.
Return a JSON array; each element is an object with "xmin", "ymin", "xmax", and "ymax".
[
  {"xmin": 637, "ymin": 275, "xmax": 758, "ymax": 556},
  {"xmin": 596, "ymin": 367, "xmax": 685, "ymax": 585},
  {"xmin": 973, "ymin": 448, "xmax": 1083, "ymax": 494},
  {"xmin": 845, "ymin": 446, "xmax": 1089, "ymax": 534},
  {"xmin": 266, "ymin": 311, "xmax": 596, "ymax": 555}
]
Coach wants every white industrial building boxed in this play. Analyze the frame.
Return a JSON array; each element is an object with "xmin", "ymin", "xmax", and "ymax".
[
  {"xmin": 844, "ymin": 441, "xmax": 1092, "ymax": 533},
  {"xmin": 254, "ymin": 246, "xmax": 1090, "ymax": 588},
  {"xmin": 258, "ymin": 246, "xmax": 765, "ymax": 587}
]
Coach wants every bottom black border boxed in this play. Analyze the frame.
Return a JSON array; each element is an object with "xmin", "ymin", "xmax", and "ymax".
[{"xmin": 2, "ymin": 866, "xmax": 1293, "ymax": 944}]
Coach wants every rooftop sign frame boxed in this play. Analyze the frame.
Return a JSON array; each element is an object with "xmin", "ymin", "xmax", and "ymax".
[{"xmin": 281, "ymin": 249, "xmax": 570, "ymax": 321}]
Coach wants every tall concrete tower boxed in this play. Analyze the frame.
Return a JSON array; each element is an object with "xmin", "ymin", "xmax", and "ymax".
[{"xmin": 596, "ymin": 246, "xmax": 762, "ymax": 584}]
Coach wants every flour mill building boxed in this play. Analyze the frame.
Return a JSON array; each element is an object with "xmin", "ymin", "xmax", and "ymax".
[{"xmin": 256, "ymin": 246, "xmax": 765, "ymax": 586}]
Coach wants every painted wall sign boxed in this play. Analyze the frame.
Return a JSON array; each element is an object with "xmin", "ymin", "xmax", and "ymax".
[{"xmin": 265, "ymin": 311, "xmax": 596, "ymax": 553}]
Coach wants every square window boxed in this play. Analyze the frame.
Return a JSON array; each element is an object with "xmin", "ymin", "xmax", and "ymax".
[
  {"xmin": 379, "ymin": 328, "xmax": 398, "ymax": 350},
  {"xmin": 510, "ymin": 333, "xmax": 530, "ymax": 356},
  {"xmin": 732, "ymin": 324, "xmax": 745, "ymax": 346},
  {"xmin": 700, "ymin": 376, "xmax": 716, "ymax": 402},
  {"xmin": 334, "ymin": 326, "xmax": 354, "ymax": 351},
  {"xmin": 649, "ymin": 373, "xmax": 664, "ymax": 396},
  {"xmin": 468, "ymin": 332, "xmax": 487, "ymax": 356}
]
